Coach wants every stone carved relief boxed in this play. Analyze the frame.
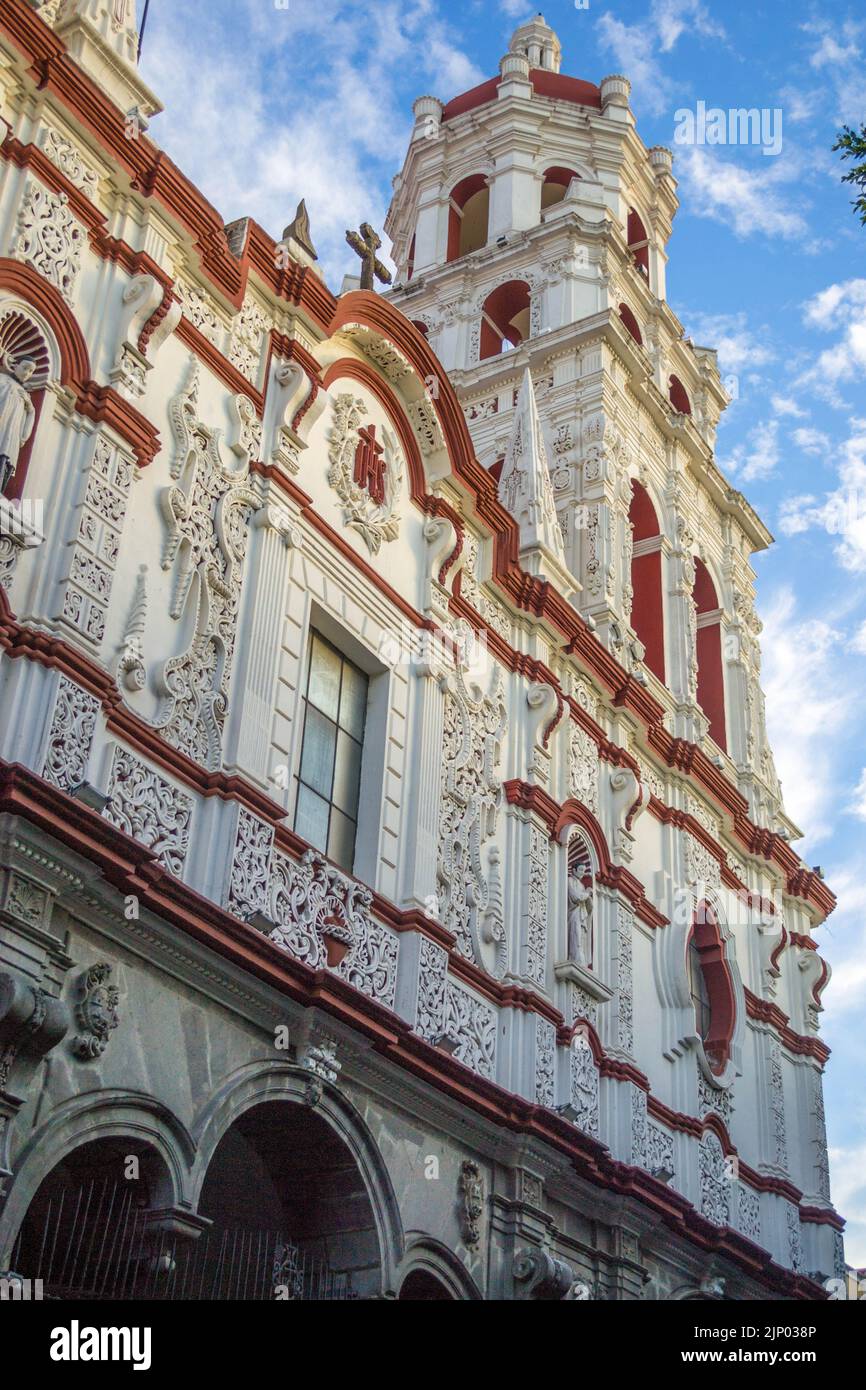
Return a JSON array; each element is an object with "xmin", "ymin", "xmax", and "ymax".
[
  {"xmin": 616, "ymin": 903, "xmax": 635, "ymax": 1053},
  {"xmin": 437, "ymin": 660, "xmax": 507, "ymax": 972},
  {"xmin": 698, "ymin": 1067, "xmax": 734, "ymax": 1125},
  {"xmin": 267, "ymin": 849, "xmax": 398, "ymax": 1008},
  {"xmin": 226, "ymin": 805, "xmax": 274, "ymax": 920},
  {"xmin": 569, "ymin": 1034, "xmax": 599, "ymax": 1137},
  {"xmin": 443, "ymin": 981, "xmax": 497, "ymax": 1080},
  {"xmin": 61, "ymin": 434, "xmax": 136, "ymax": 646},
  {"xmin": 416, "ymin": 937, "xmax": 449, "ymax": 1042},
  {"xmin": 683, "ymin": 831, "xmax": 721, "ymax": 891},
  {"xmin": 786, "ymin": 1204, "xmax": 804, "ymax": 1274},
  {"xmin": 699, "ymin": 1131, "xmax": 730, "ymax": 1227},
  {"xmin": 228, "ymin": 296, "xmax": 270, "ymax": 387},
  {"xmin": 525, "ymin": 822, "xmax": 549, "ymax": 986},
  {"xmin": 647, "ymin": 1121, "xmax": 675, "ymax": 1179},
  {"xmin": 155, "ymin": 361, "xmax": 258, "ymax": 769},
  {"xmin": 13, "ymin": 181, "xmax": 84, "ymax": 302},
  {"xmin": 71, "ymin": 963, "xmax": 120, "ymax": 1060},
  {"xmin": 459, "ymin": 1160, "xmax": 484, "ymax": 1246},
  {"xmin": 535, "ymin": 1014, "xmax": 556, "ymax": 1107},
  {"xmin": 569, "ymin": 722, "xmax": 599, "ymax": 815},
  {"xmin": 39, "ymin": 126, "xmax": 99, "ymax": 199},
  {"xmin": 327, "ymin": 393, "xmax": 404, "ymax": 555},
  {"xmin": 769, "ymin": 1039, "xmax": 788, "ymax": 1169},
  {"xmin": 41, "ymin": 675, "xmax": 100, "ymax": 792},
  {"xmin": 623, "ymin": 1088, "xmax": 645, "ymax": 1170},
  {"xmin": 102, "ymin": 746, "xmax": 193, "ymax": 877},
  {"xmin": 738, "ymin": 1185, "xmax": 761, "ymax": 1243}
]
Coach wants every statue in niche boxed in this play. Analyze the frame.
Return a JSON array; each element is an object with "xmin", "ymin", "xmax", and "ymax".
[
  {"xmin": 0, "ymin": 356, "xmax": 37, "ymax": 494},
  {"xmin": 567, "ymin": 872, "xmax": 593, "ymax": 968}
]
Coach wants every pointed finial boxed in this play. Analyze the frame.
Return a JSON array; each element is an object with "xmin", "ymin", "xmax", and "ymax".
[{"xmin": 283, "ymin": 199, "xmax": 318, "ymax": 261}]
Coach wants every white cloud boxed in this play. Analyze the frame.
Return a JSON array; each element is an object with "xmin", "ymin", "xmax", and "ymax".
[
  {"xmin": 772, "ymin": 394, "xmax": 807, "ymax": 418},
  {"xmin": 852, "ymin": 620, "xmax": 866, "ymax": 654},
  {"xmin": 721, "ymin": 418, "xmax": 780, "ymax": 482},
  {"xmin": 801, "ymin": 19, "xmax": 866, "ymax": 125},
  {"xmin": 678, "ymin": 311, "xmax": 774, "ymax": 374},
  {"xmin": 760, "ymin": 588, "xmax": 854, "ymax": 845},
  {"xmin": 791, "ymin": 426, "xmax": 831, "ymax": 456},
  {"xmin": 676, "ymin": 146, "xmax": 810, "ymax": 243},
  {"xmin": 139, "ymin": 0, "xmax": 483, "ymax": 287},
  {"xmin": 597, "ymin": 0, "xmax": 724, "ymax": 116},
  {"xmin": 778, "ymin": 418, "xmax": 866, "ymax": 571},
  {"xmin": 849, "ymin": 768, "xmax": 866, "ymax": 821}
]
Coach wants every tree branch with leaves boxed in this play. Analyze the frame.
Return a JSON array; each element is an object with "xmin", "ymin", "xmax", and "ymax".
[{"xmin": 834, "ymin": 124, "xmax": 866, "ymax": 227}]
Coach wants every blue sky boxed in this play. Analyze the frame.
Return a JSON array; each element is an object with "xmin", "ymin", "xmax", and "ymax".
[{"xmin": 140, "ymin": 0, "xmax": 866, "ymax": 1263}]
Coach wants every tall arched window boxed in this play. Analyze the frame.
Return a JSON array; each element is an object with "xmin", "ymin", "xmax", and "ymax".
[
  {"xmin": 627, "ymin": 207, "xmax": 650, "ymax": 280},
  {"xmin": 628, "ymin": 480, "xmax": 665, "ymax": 683},
  {"xmin": 447, "ymin": 174, "xmax": 489, "ymax": 261},
  {"xmin": 618, "ymin": 302, "xmax": 642, "ymax": 346},
  {"xmin": 693, "ymin": 557, "xmax": 726, "ymax": 750},
  {"xmin": 687, "ymin": 902, "xmax": 735, "ymax": 1074},
  {"xmin": 479, "ymin": 280, "xmax": 530, "ymax": 359},
  {"xmin": 541, "ymin": 166, "xmax": 580, "ymax": 212},
  {"xmin": 406, "ymin": 233, "xmax": 416, "ymax": 281},
  {"xmin": 669, "ymin": 374, "xmax": 691, "ymax": 415}
]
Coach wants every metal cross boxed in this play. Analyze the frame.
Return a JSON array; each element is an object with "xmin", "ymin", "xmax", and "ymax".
[{"xmin": 345, "ymin": 223, "xmax": 392, "ymax": 291}]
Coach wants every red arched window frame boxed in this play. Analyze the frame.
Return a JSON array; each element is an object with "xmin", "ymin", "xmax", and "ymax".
[
  {"xmin": 627, "ymin": 207, "xmax": 650, "ymax": 280},
  {"xmin": 693, "ymin": 557, "xmax": 726, "ymax": 750},
  {"xmin": 447, "ymin": 174, "xmax": 489, "ymax": 262},
  {"xmin": 687, "ymin": 902, "xmax": 735, "ymax": 1074},
  {"xmin": 628, "ymin": 480, "xmax": 665, "ymax": 682},
  {"xmin": 479, "ymin": 280, "xmax": 530, "ymax": 359},
  {"xmin": 618, "ymin": 302, "xmax": 643, "ymax": 346},
  {"xmin": 541, "ymin": 166, "xmax": 580, "ymax": 212},
  {"xmin": 669, "ymin": 374, "xmax": 691, "ymax": 415}
]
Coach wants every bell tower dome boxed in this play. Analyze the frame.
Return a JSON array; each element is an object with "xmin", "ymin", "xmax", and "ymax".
[
  {"xmin": 385, "ymin": 20, "xmax": 766, "ymax": 779},
  {"xmin": 508, "ymin": 13, "xmax": 562, "ymax": 72}
]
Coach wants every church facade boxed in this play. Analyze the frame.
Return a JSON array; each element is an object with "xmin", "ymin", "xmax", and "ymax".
[{"xmin": 0, "ymin": 1, "xmax": 843, "ymax": 1301}]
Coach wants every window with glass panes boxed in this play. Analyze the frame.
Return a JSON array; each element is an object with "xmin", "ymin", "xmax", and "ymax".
[
  {"xmin": 294, "ymin": 632, "xmax": 369, "ymax": 873},
  {"xmin": 687, "ymin": 936, "xmax": 712, "ymax": 1044}
]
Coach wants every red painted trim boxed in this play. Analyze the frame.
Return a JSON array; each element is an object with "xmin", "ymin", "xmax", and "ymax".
[
  {"xmin": 0, "ymin": 3, "xmax": 837, "ymax": 925},
  {"xmin": 0, "ymin": 755, "xmax": 839, "ymax": 1296}
]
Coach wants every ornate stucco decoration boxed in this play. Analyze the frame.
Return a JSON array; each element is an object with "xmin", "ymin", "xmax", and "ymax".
[
  {"xmin": 13, "ymin": 180, "xmax": 84, "ymax": 303},
  {"xmin": 459, "ymin": 1159, "xmax": 484, "ymax": 1246},
  {"xmin": 437, "ymin": 657, "xmax": 507, "ymax": 974},
  {"xmin": 513, "ymin": 1248, "xmax": 575, "ymax": 1300},
  {"xmin": 327, "ymin": 393, "xmax": 404, "ymax": 555},
  {"xmin": 71, "ymin": 963, "xmax": 120, "ymax": 1060},
  {"xmin": 155, "ymin": 360, "xmax": 259, "ymax": 769}
]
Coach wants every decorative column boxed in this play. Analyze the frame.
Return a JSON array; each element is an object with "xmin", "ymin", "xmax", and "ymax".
[{"xmin": 222, "ymin": 499, "xmax": 302, "ymax": 787}]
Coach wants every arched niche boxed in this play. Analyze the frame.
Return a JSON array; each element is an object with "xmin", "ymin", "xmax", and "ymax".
[
  {"xmin": 629, "ymin": 479, "xmax": 665, "ymax": 682},
  {"xmin": 480, "ymin": 279, "xmax": 531, "ymax": 359},
  {"xmin": 447, "ymin": 174, "xmax": 490, "ymax": 261},
  {"xmin": 0, "ymin": 300, "xmax": 58, "ymax": 498},
  {"xmin": 541, "ymin": 165, "xmax": 581, "ymax": 211},
  {"xmin": 693, "ymin": 557, "xmax": 726, "ymax": 750}
]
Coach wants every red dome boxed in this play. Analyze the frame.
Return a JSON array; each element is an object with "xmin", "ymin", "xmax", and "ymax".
[{"xmin": 442, "ymin": 68, "xmax": 601, "ymax": 122}]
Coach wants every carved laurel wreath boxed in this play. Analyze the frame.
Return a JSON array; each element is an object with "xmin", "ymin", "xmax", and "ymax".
[{"xmin": 327, "ymin": 393, "xmax": 403, "ymax": 555}]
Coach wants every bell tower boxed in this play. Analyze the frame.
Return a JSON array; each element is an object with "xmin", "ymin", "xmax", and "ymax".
[{"xmin": 386, "ymin": 17, "xmax": 786, "ymax": 828}]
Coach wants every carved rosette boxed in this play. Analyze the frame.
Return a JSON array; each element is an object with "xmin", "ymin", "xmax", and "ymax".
[
  {"xmin": 326, "ymin": 393, "xmax": 404, "ymax": 555},
  {"xmin": 13, "ymin": 180, "xmax": 84, "ymax": 302}
]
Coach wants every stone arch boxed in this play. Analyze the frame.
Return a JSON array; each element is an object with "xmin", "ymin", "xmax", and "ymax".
[
  {"xmin": 693, "ymin": 556, "xmax": 727, "ymax": 750},
  {"xmin": 190, "ymin": 1060, "xmax": 404, "ymax": 1294},
  {"xmin": 0, "ymin": 258, "xmax": 91, "ymax": 389},
  {"xmin": 397, "ymin": 1234, "xmax": 483, "ymax": 1300},
  {"xmin": 629, "ymin": 478, "xmax": 665, "ymax": 682},
  {"xmin": 0, "ymin": 291, "xmax": 63, "ymax": 497},
  {"xmin": 0, "ymin": 1089, "xmax": 195, "ymax": 1268}
]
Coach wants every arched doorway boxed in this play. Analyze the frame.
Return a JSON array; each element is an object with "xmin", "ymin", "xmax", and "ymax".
[
  {"xmin": 399, "ymin": 1269, "xmax": 454, "ymax": 1300},
  {"xmin": 197, "ymin": 1100, "xmax": 382, "ymax": 1300},
  {"xmin": 8, "ymin": 1135, "xmax": 175, "ymax": 1300}
]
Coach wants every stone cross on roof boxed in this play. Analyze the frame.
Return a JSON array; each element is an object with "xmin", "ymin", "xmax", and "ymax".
[{"xmin": 345, "ymin": 223, "xmax": 392, "ymax": 291}]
